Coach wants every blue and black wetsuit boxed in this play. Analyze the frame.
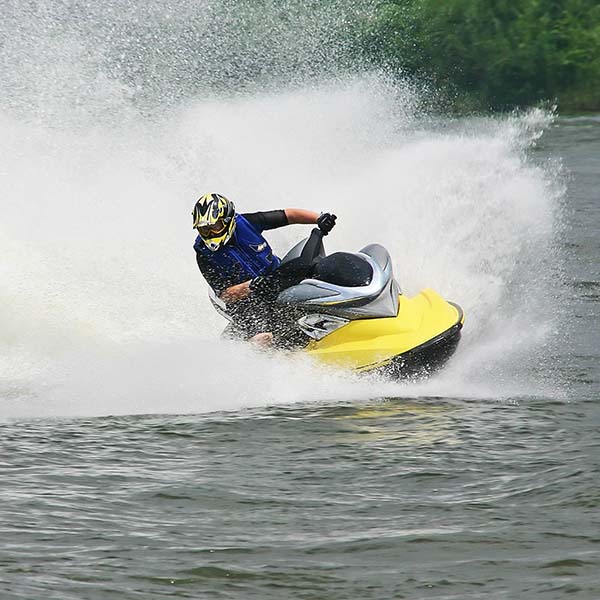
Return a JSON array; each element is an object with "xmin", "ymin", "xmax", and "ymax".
[
  {"xmin": 195, "ymin": 209, "xmax": 299, "ymax": 341},
  {"xmin": 194, "ymin": 210, "xmax": 288, "ymax": 296}
]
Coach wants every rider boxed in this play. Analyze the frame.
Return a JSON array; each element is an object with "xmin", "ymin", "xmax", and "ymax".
[{"xmin": 192, "ymin": 192, "xmax": 336, "ymax": 344}]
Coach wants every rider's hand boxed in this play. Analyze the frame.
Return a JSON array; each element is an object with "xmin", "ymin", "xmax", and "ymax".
[
  {"xmin": 250, "ymin": 274, "xmax": 280, "ymax": 299},
  {"xmin": 317, "ymin": 212, "xmax": 337, "ymax": 235}
]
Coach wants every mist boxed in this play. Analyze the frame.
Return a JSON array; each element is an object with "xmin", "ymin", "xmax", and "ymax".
[{"xmin": 0, "ymin": 2, "xmax": 564, "ymax": 419}]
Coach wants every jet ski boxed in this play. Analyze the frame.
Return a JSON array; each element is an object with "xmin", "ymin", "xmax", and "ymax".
[{"xmin": 210, "ymin": 228, "xmax": 464, "ymax": 379}]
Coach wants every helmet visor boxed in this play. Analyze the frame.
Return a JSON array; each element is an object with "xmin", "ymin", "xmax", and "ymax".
[{"xmin": 197, "ymin": 219, "xmax": 227, "ymax": 238}]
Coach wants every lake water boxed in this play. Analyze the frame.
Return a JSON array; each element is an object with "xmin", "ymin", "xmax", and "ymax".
[{"xmin": 2, "ymin": 114, "xmax": 598, "ymax": 599}]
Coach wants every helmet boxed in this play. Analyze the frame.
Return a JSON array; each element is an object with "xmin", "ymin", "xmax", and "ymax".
[{"xmin": 192, "ymin": 193, "xmax": 236, "ymax": 252}]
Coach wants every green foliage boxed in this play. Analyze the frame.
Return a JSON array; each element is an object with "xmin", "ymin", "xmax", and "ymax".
[{"xmin": 362, "ymin": 0, "xmax": 600, "ymax": 111}]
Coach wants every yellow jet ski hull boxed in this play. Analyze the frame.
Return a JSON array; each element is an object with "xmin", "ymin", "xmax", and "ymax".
[{"xmin": 305, "ymin": 289, "xmax": 464, "ymax": 378}]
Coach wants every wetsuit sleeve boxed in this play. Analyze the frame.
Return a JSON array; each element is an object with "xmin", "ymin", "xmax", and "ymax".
[
  {"xmin": 243, "ymin": 210, "xmax": 289, "ymax": 232},
  {"xmin": 195, "ymin": 252, "xmax": 233, "ymax": 296}
]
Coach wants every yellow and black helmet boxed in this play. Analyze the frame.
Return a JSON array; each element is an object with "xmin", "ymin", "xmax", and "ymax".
[{"xmin": 192, "ymin": 193, "xmax": 236, "ymax": 251}]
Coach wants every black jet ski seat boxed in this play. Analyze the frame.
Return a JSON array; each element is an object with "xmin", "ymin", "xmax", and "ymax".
[
  {"xmin": 312, "ymin": 252, "xmax": 373, "ymax": 287},
  {"xmin": 279, "ymin": 243, "xmax": 400, "ymax": 319}
]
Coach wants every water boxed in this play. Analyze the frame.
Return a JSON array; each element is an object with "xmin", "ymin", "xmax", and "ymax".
[
  {"xmin": 1, "ymin": 2, "xmax": 599, "ymax": 598},
  {"xmin": 4, "ymin": 397, "xmax": 600, "ymax": 599}
]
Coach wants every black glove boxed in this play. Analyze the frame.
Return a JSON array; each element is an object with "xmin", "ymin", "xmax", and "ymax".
[
  {"xmin": 249, "ymin": 274, "xmax": 281, "ymax": 299},
  {"xmin": 317, "ymin": 212, "xmax": 337, "ymax": 235}
]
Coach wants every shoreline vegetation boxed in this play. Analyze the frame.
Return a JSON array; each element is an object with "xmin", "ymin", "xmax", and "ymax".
[{"xmin": 358, "ymin": 0, "xmax": 600, "ymax": 113}]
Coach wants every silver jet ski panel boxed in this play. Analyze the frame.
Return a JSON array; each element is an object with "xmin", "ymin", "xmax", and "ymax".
[
  {"xmin": 208, "ymin": 287, "xmax": 234, "ymax": 322},
  {"xmin": 360, "ymin": 243, "xmax": 397, "ymax": 283},
  {"xmin": 278, "ymin": 245, "xmax": 400, "ymax": 319}
]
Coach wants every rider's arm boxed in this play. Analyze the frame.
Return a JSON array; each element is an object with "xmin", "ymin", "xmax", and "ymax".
[
  {"xmin": 220, "ymin": 280, "xmax": 251, "ymax": 302},
  {"xmin": 243, "ymin": 209, "xmax": 320, "ymax": 231},
  {"xmin": 284, "ymin": 208, "xmax": 319, "ymax": 225}
]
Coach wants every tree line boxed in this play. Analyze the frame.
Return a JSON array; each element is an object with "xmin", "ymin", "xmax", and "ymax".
[{"xmin": 360, "ymin": 0, "xmax": 600, "ymax": 111}]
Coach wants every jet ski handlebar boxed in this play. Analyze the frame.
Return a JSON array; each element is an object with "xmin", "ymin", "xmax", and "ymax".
[
  {"xmin": 275, "ymin": 227, "xmax": 326, "ymax": 287},
  {"xmin": 300, "ymin": 227, "xmax": 325, "ymax": 264}
]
